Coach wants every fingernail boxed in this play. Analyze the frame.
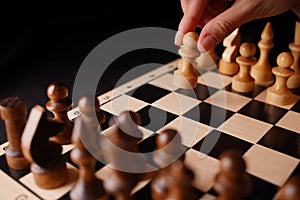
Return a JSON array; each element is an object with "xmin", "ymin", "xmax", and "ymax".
[
  {"xmin": 197, "ymin": 41, "xmax": 206, "ymax": 53},
  {"xmin": 174, "ymin": 31, "xmax": 184, "ymax": 46},
  {"xmin": 198, "ymin": 34, "xmax": 216, "ymax": 53}
]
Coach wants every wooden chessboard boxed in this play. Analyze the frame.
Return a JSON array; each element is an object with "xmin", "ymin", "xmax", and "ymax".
[{"xmin": 1, "ymin": 57, "xmax": 300, "ymax": 199}]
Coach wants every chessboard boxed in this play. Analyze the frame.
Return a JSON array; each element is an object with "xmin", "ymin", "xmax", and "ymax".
[
  {"xmin": 0, "ymin": 57, "xmax": 300, "ymax": 199},
  {"xmin": 1, "ymin": 22, "xmax": 300, "ymax": 199}
]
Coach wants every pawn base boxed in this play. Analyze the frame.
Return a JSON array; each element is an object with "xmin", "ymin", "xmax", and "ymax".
[
  {"xmin": 266, "ymin": 88, "xmax": 296, "ymax": 106},
  {"xmin": 287, "ymin": 74, "xmax": 300, "ymax": 89},
  {"xmin": 232, "ymin": 79, "xmax": 254, "ymax": 93},
  {"xmin": 173, "ymin": 70, "xmax": 198, "ymax": 89},
  {"xmin": 70, "ymin": 177, "xmax": 108, "ymax": 200},
  {"xmin": 218, "ymin": 59, "xmax": 239, "ymax": 76}
]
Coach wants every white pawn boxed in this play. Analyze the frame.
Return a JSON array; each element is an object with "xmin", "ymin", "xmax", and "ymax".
[
  {"xmin": 173, "ymin": 32, "xmax": 200, "ymax": 89},
  {"xmin": 287, "ymin": 20, "xmax": 300, "ymax": 89},
  {"xmin": 232, "ymin": 42, "xmax": 257, "ymax": 93},
  {"xmin": 266, "ymin": 52, "xmax": 295, "ymax": 106}
]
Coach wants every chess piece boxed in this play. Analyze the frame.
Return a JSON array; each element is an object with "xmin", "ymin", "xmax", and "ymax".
[
  {"xmin": 151, "ymin": 129, "xmax": 187, "ymax": 200},
  {"xmin": 165, "ymin": 156, "xmax": 197, "ymax": 200},
  {"xmin": 214, "ymin": 149, "xmax": 252, "ymax": 200},
  {"xmin": 287, "ymin": 20, "xmax": 300, "ymax": 89},
  {"xmin": 95, "ymin": 97, "xmax": 106, "ymax": 126},
  {"xmin": 101, "ymin": 111, "xmax": 146, "ymax": 200},
  {"xmin": 251, "ymin": 22, "xmax": 275, "ymax": 86},
  {"xmin": 273, "ymin": 175, "xmax": 300, "ymax": 200},
  {"xmin": 195, "ymin": 48, "xmax": 218, "ymax": 71},
  {"xmin": 21, "ymin": 105, "xmax": 68, "ymax": 189},
  {"xmin": 232, "ymin": 42, "xmax": 257, "ymax": 93},
  {"xmin": 0, "ymin": 97, "xmax": 30, "ymax": 170},
  {"xmin": 218, "ymin": 28, "xmax": 241, "ymax": 76},
  {"xmin": 105, "ymin": 111, "xmax": 142, "ymax": 152},
  {"xmin": 70, "ymin": 96, "xmax": 108, "ymax": 200},
  {"xmin": 46, "ymin": 82, "xmax": 73, "ymax": 145},
  {"xmin": 266, "ymin": 52, "xmax": 295, "ymax": 106},
  {"xmin": 173, "ymin": 32, "xmax": 200, "ymax": 89}
]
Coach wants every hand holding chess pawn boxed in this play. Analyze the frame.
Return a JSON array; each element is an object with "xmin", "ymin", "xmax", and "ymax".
[{"xmin": 173, "ymin": 32, "xmax": 200, "ymax": 89}]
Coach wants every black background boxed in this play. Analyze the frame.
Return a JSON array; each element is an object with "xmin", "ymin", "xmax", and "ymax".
[{"xmin": 0, "ymin": 0, "xmax": 298, "ymax": 112}]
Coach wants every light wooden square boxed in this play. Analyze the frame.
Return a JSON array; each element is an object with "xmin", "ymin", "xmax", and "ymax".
[
  {"xmin": 95, "ymin": 164, "xmax": 154, "ymax": 195},
  {"xmin": 205, "ymin": 90, "xmax": 251, "ymax": 112},
  {"xmin": 152, "ymin": 92, "xmax": 200, "ymax": 115},
  {"xmin": 138, "ymin": 126, "xmax": 155, "ymax": 139},
  {"xmin": 0, "ymin": 141, "xmax": 8, "ymax": 156},
  {"xmin": 20, "ymin": 163, "xmax": 78, "ymax": 200},
  {"xmin": 101, "ymin": 125, "xmax": 115, "ymax": 137},
  {"xmin": 149, "ymin": 73, "xmax": 179, "ymax": 91},
  {"xmin": 0, "ymin": 170, "xmax": 41, "ymax": 200},
  {"xmin": 255, "ymin": 89, "xmax": 299, "ymax": 109},
  {"xmin": 102, "ymin": 124, "xmax": 154, "ymax": 140},
  {"xmin": 198, "ymin": 71, "xmax": 232, "ymax": 89},
  {"xmin": 157, "ymin": 116, "xmax": 213, "ymax": 147},
  {"xmin": 276, "ymin": 111, "xmax": 300, "ymax": 133},
  {"xmin": 199, "ymin": 194, "xmax": 217, "ymax": 200},
  {"xmin": 101, "ymin": 94, "xmax": 148, "ymax": 116},
  {"xmin": 185, "ymin": 149, "xmax": 220, "ymax": 192},
  {"xmin": 243, "ymin": 144, "xmax": 299, "ymax": 186},
  {"xmin": 62, "ymin": 144, "xmax": 75, "ymax": 154},
  {"xmin": 218, "ymin": 113, "xmax": 272, "ymax": 143}
]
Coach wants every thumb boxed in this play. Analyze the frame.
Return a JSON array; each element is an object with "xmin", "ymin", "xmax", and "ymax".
[{"xmin": 198, "ymin": 0, "xmax": 256, "ymax": 52}]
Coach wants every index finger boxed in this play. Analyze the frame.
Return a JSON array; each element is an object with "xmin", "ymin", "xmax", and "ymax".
[
  {"xmin": 180, "ymin": 0, "xmax": 189, "ymax": 13},
  {"xmin": 176, "ymin": 0, "xmax": 209, "ymax": 45}
]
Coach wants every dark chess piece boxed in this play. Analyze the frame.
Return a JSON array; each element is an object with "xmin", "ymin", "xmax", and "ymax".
[
  {"xmin": 273, "ymin": 175, "xmax": 300, "ymax": 200},
  {"xmin": 46, "ymin": 82, "xmax": 73, "ymax": 145},
  {"xmin": 21, "ymin": 105, "xmax": 68, "ymax": 189},
  {"xmin": 101, "ymin": 110, "xmax": 147, "ymax": 200},
  {"xmin": 165, "ymin": 158, "xmax": 197, "ymax": 200},
  {"xmin": 0, "ymin": 97, "xmax": 30, "ymax": 170},
  {"xmin": 69, "ymin": 96, "xmax": 108, "ymax": 200},
  {"xmin": 214, "ymin": 149, "xmax": 252, "ymax": 200},
  {"xmin": 151, "ymin": 129, "xmax": 192, "ymax": 200}
]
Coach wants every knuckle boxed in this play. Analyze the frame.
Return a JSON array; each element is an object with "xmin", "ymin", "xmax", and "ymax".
[{"xmin": 213, "ymin": 19, "xmax": 236, "ymax": 39}]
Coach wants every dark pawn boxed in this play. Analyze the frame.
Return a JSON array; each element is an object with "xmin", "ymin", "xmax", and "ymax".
[
  {"xmin": 0, "ymin": 97, "xmax": 30, "ymax": 170},
  {"xmin": 46, "ymin": 82, "xmax": 73, "ymax": 145},
  {"xmin": 273, "ymin": 175, "xmax": 300, "ymax": 200},
  {"xmin": 166, "ymin": 159, "xmax": 197, "ymax": 200},
  {"xmin": 70, "ymin": 96, "xmax": 108, "ymax": 200},
  {"xmin": 214, "ymin": 149, "xmax": 252, "ymax": 200},
  {"xmin": 151, "ymin": 129, "xmax": 191, "ymax": 200},
  {"xmin": 101, "ymin": 110, "xmax": 147, "ymax": 200}
]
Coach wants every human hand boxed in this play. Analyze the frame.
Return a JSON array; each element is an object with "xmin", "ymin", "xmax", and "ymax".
[{"xmin": 175, "ymin": 0, "xmax": 300, "ymax": 52}]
